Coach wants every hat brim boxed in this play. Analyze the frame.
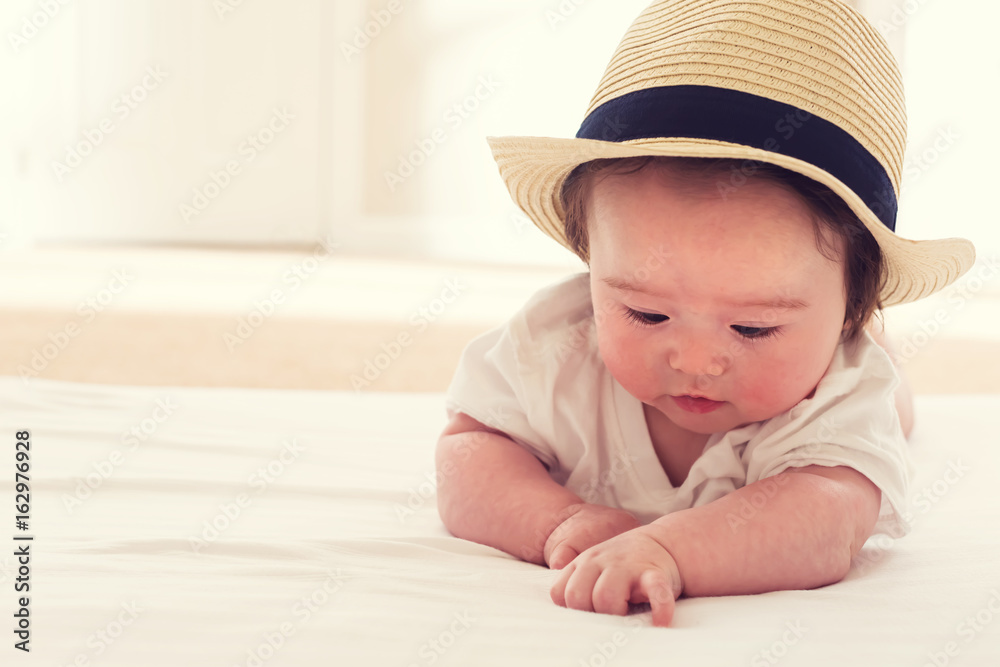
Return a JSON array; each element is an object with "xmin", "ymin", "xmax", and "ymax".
[{"xmin": 488, "ymin": 135, "xmax": 976, "ymax": 307}]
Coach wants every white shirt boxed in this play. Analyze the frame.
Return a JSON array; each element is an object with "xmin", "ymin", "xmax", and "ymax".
[{"xmin": 444, "ymin": 272, "xmax": 913, "ymax": 537}]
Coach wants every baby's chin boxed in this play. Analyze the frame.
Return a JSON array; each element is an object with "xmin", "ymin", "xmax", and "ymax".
[{"xmin": 654, "ymin": 398, "xmax": 787, "ymax": 435}]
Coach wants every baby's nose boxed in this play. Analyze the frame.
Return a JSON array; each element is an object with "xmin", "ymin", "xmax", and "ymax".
[{"xmin": 666, "ymin": 336, "xmax": 730, "ymax": 378}]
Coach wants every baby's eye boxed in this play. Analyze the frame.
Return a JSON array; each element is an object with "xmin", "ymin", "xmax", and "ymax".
[
  {"xmin": 732, "ymin": 325, "xmax": 780, "ymax": 341},
  {"xmin": 622, "ymin": 309, "xmax": 782, "ymax": 341},
  {"xmin": 624, "ymin": 307, "xmax": 668, "ymax": 327}
]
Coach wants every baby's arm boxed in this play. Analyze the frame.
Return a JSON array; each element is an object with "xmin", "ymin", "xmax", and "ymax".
[
  {"xmin": 551, "ymin": 464, "xmax": 881, "ymax": 625},
  {"xmin": 650, "ymin": 464, "xmax": 880, "ymax": 594},
  {"xmin": 436, "ymin": 412, "xmax": 638, "ymax": 566}
]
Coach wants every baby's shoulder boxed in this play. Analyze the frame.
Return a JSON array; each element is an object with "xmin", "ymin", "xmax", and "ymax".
[
  {"xmin": 509, "ymin": 272, "xmax": 598, "ymax": 371},
  {"xmin": 812, "ymin": 328, "xmax": 900, "ymax": 402}
]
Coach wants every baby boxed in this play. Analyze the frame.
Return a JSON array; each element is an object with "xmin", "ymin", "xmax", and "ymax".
[{"xmin": 436, "ymin": 0, "xmax": 975, "ymax": 627}]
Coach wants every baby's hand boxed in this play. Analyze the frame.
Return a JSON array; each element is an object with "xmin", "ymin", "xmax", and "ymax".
[
  {"xmin": 543, "ymin": 504, "xmax": 641, "ymax": 570},
  {"xmin": 550, "ymin": 526, "xmax": 683, "ymax": 627}
]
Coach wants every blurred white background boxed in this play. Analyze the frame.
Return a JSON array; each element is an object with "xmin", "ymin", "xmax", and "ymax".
[{"xmin": 0, "ymin": 0, "xmax": 997, "ymax": 391}]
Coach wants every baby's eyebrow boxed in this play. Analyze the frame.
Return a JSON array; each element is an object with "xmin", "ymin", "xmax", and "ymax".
[
  {"xmin": 601, "ymin": 276, "xmax": 809, "ymax": 310},
  {"xmin": 729, "ymin": 296, "xmax": 809, "ymax": 310}
]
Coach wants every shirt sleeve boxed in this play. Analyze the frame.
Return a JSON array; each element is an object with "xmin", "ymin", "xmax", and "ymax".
[
  {"xmin": 443, "ymin": 316, "xmax": 560, "ymax": 471},
  {"xmin": 740, "ymin": 331, "xmax": 913, "ymax": 537}
]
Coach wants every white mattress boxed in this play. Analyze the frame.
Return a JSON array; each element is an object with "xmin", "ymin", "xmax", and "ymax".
[{"xmin": 2, "ymin": 377, "xmax": 998, "ymax": 665}]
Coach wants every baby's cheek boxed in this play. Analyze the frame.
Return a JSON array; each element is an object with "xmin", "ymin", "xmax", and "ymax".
[
  {"xmin": 597, "ymin": 326, "xmax": 650, "ymax": 392},
  {"xmin": 734, "ymin": 358, "xmax": 809, "ymax": 419},
  {"xmin": 597, "ymin": 328, "xmax": 629, "ymax": 374}
]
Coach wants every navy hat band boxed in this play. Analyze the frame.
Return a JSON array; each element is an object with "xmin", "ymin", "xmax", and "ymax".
[{"xmin": 576, "ymin": 85, "xmax": 897, "ymax": 231}]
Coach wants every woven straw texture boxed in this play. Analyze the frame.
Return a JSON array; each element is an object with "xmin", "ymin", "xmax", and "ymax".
[
  {"xmin": 588, "ymin": 0, "xmax": 905, "ymax": 191},
  {"xmin": 487, "ymin": 0, "xmax": 975, "ymax": 307}
]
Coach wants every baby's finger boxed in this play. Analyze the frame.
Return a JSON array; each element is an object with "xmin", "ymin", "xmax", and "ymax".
[
  {"xmin": 561, "ymin": 561, "xmax": 604, "ymax": 613},
  {"xmin": 591, "ymin": 569, "xmax": 631, "ymax": 617},
  {"xmin": 547, "ymin": 544, "xmax": 579, "ymax": 570},
  {"xmin": 549, "ymin": 561, "xmax": 575, "ymax": 607},
  {"xmin": 635, "ymin": 569, "xmax": 676, "ymax": 627}
]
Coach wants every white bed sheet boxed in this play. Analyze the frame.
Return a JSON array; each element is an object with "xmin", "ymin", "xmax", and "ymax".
[{"xmin": 0, "ymin": 377, "xmax": 998, "ymax": 666}]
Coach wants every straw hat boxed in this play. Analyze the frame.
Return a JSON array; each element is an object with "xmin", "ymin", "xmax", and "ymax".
[{"xmin": 487, "ymin": 0, "xmax": 975, "ymax": 306}]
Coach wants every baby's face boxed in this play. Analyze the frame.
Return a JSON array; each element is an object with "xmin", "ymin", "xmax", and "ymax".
[{"xmin": 587, "ymin": 165, "xmax": 848, "ymax": 436}]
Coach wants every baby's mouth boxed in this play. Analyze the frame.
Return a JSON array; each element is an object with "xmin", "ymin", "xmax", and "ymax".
[{"xmin": 671, "ymin": 395, "xmax": 725, "ymax": 414}]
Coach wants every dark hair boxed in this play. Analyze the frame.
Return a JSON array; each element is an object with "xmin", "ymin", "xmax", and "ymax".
[{"xmin": 559, "ymin": 156, "xmax": 885, "ymax": 345}]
